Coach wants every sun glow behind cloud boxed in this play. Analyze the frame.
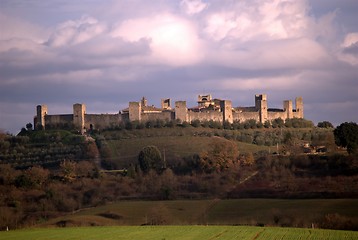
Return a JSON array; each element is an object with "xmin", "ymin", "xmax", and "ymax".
[{"xmin": 111, "ymin": 13, "xmax": 204, "ymax": 66}]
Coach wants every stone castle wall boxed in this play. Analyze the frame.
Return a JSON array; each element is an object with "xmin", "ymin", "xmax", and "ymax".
[
  {"xmin": 34, "ymin": 94, "xmax": 304, "ymax": 131},
  {"xmin": 45, "ymin": 114, "xmax": 73, "ymax": 128},
  {"xmin": 188, "ymin": 110, "xmax": 223, "ymax": 123},
  {"xmin": 233, "ymin": 111, "xmax": 260, "ymax": 123},
  {"xmin": 141, "ymin": 111, "xmax": 173, "ymax": 122},
  {"xmin": 267, "ymin": 112, "xmax": 287, "ymax": 121},
  {"xmin": 84, "ymin": 114, "xmax": 121, "ymax": 130}
]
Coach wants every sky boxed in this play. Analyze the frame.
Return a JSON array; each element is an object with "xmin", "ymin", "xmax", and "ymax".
[{"xmin": 0, "ymin": 0, "xmax": 357, "ymax": 134}]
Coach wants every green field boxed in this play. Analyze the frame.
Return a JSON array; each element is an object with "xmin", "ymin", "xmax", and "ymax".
[
  {"xmin": 40, "ymin": 199, "xmax": 358, "ymax": 228},
  {"xmin": 1, "ymin": 226, "xmax": 357, "ymax": 240}
]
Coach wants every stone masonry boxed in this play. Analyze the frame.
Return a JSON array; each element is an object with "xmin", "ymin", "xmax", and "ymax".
[{"xmin": 34, "ymin": 94, "xmax": 304, "ymax": 131}]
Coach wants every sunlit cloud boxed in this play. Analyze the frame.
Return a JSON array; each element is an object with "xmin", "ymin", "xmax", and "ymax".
[
  {"xmin": 180, "ymin": 0, "xmax": 208, "ymax": 15},
  {"xmin": 111, "ymin": 13, "xmax": 204, "ymax": 66}
]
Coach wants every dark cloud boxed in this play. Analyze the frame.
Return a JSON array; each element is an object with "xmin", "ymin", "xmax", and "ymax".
[{"xmin": 343, "ymin": 43, "xmax": 358, "ymax": 55}]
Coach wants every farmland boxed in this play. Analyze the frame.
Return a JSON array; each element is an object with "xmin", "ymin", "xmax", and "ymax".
[
  {"xmin": 40, "ymin": 199, "xmax": 358, "ymax": 228},
  {"xmin": 1, "ymin": 225, "xmax": 358, "ymax": 240}
]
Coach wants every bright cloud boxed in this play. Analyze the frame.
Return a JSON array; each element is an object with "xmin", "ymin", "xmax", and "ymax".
[
  {"xmin": 46, "ymin": 15, "xmax": 107, "ymax": 47},
  {"xmin": 112, "ymin": 13, "xmax": 204, "ymax": 66},
  {"xmin": 342, "ymin": 33, "xmax": 358, "ymax": 48},
  {"xmin": 180, "ymin": 0, "xmax": 208, "ymax": 15},
  {"xmin": 204, "ymin": 0, "xmax": 311, "ymax": 42},
  {"xmin": 338, "ymin": 32, "xmax": 358, "ymax": 65}
]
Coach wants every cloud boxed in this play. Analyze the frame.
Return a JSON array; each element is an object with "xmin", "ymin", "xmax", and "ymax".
[
  {"xmin": 180, "ymin": 0, "xmax": 208, "ymax": 15},
  {"xmin": 342, "ymin": 32, "xmax": 358, "ymax": 48},
  {"xmin": 338, "ymin": 32, "xmax": 358, "ymax": 65},
  {"xmin": 205, "ymin": 37, "xmax": 329, "ymax": 70},
  {"xmin": 45, "ymin": 15, "xmax": 107, "ymax": 47},
  {"xmin": 0, "ymin": 12, "xmax": 47, "ymax": 42},
  {"xmin": 111, "ymin": 13, "xmax": 204, "ymax": 66},
  {"xmin": 217, "ymin": 74, "xmax": 305, "ymax": 92},
  {"xmin": 204, "ymin": 0, "xmax": 311, "ymax": 42}
]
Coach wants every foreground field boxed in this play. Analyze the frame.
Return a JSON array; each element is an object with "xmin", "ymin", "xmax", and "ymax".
[{"xmin": 1, "ymin": 226, "xmax": 358, "ymax": 240}]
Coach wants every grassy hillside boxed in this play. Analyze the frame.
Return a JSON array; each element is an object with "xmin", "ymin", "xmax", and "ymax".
[
  {"xmin": 104, "ymin": 135, "xmax": 269, "ymax": 168},
  {"xmin": 2, "ymin": 225, "xmax": 358, "ymax": 240},
  {"xmin": 98, "ymin": 126, "xmax": 328, "ymax": 168}
]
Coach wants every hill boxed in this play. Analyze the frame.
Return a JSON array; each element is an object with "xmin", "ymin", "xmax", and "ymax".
[
  {"xmin": 1, "ymin": 125, "xmax": 357, "ymax": 230},
  {"xmin": 96, "ymin": 126, "xmax": 335, "ymax": 169}
]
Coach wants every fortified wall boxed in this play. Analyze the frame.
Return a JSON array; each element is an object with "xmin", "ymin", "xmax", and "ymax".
[{"xmin": 34, "ymin": 94, "xmax": 304, "ymax": 131}]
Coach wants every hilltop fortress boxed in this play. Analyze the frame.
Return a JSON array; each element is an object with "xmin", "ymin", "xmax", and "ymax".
[{"xmin": 34, "ymin": 94, "xmax": 303, "ymax": 131}]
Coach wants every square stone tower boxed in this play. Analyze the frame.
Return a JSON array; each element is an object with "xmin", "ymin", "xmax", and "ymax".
[
  {"xmin": 284, "ymin": 100, "xmax": 293, "ymax": 119},
  {"xmin": 295, "ymin": 97, "xmax": 304, "ymax": 118},
  {"xmin": 161, "ymin": 98, "xmax": 171, "ymax": 110},
  {"xmin": 129, "ymin": 101, "xmax": 141, "ymax": 122},
  {"xmin": 36, "ymin": 105, "xmax": 48, "ymax": 130},
  {"xmin": 73, "ymin": 103, "xmax": 86, "ymax": 131},
  {"xmin": 255, "ymin": 94, "xmax": 268, "ymax": 123},
  {"xmin": 220, "ymin": 100, "xmax": 233, "ymax": 123},
  {"xmin": 175, "ymin": 101, "xmax": 188, "ymax": 123}
]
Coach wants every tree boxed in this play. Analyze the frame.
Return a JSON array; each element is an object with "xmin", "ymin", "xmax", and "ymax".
[
  {"xmin": 26, "ymin": 123, "xmax": 33, "ymax": 131},
  {"xmin": 26, "ymin": 166, "xmax": 49, "ymax": 188},
  {"xmin": 264, "ymin": 120, "xmax": 271, "ymax": 128},
  {"xmin": 273, "ymin": 118, "xmax": 285, "ymax": 128},
  {"xmin": 334, "ymin": 122, "xmax": 358, "ymax": 154},
  {"xmin": 60, "ymin": 160, "xmax": 77, "ymax": 181},
  {"xmin": 318, "ymin": 121, "xmax": 334, "ymax": 128},
  {"xmin": 241, "ymin": 152, "xmax": 255, "ymax": 166},
  {"xmin": 138, "ymin": 145, "xmax": 163, "ymax": 173},
  {"xmin": 199, "ymin": 137, "xmax": 239, "ymax": 173},
  {"xmin": 0, "ymin": 164, "xmax": 18, "ymax": 185}
]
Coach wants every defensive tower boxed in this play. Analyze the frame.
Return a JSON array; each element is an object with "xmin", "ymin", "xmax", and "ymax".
[
  {"xmin": 255, "ymin": 94, "xmax": 268, "ymax": 123},
  {"xmin": 73, "ymin": 103, "xmax": 86, "ymax": 132},
  {"xmin": 175, "ymin": 101, "xmax": 188, "ymax": 122},
  {"xmin": 295, "ymin": 97, "xmax": 304, "ymax": 118},
  {"xmin": 161, "ymin": 98, "xmax": 171, "ymax": 109},
  {"xmin": 220, "ymin": 100, "xmax": 233, "ymax": 123},
  {"xmin": 36, "ymin": 105, "xmax": 48, "ymax": 130},
  {"xmin": 284, "ymin": 100, "xmax": 293, "ymax": 119},
  {"xmin": 129, "ymin": 101, "xmax": 141, "ymax": 122}
]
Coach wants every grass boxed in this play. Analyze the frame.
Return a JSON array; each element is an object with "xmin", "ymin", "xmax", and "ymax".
[
  {"xmin": 102, "ymin": 128, "xmax": 270, "ymax": 167},
  {"xmin": 42, "ymin": 200, "xmax": 216, "ymax": 226},
  {"xmin": 1, "ymin": 225, "xmax": 358, "ymax": 240},
  {"xmin": 39, "ymin": 199, "xmax": 358, "ymax": 228},
  {"xmin": 97, "ymin": 126, "xmax": 337, "ymax": 168},
  {"xmin": 207, "ymin": 199, "xmax": 358, "ymax": 225}
]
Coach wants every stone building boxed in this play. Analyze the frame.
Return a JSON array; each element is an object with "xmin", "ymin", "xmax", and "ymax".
[{"xmin": 34, "ymin": 94, "xmax": 304, "ymax": 131}]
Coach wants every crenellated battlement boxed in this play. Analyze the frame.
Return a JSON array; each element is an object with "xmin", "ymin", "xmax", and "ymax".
[{"xmin": 34, "ymin": 94, "xmax": 304, "ymax": 131}]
